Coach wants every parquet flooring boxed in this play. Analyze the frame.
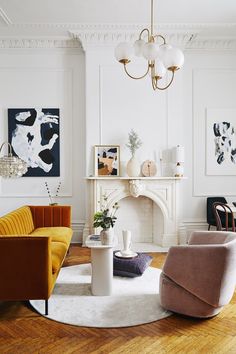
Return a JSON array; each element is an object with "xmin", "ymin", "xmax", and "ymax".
[{"xmin": 0, "ymin": 244, "xmax": 235, "ymax": 354}]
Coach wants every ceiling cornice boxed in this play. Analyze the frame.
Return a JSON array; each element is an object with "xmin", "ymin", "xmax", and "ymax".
[
  {"xmin": 68, "ymin": 23, "xmax": 236, "ymax": 51},
  {"xmin": 0, "ymin": 23, "xmax": 235, "ymax": 51},
  {"xmin": 0, "ymin": 38, "xmax": 82, "ymax": 49}
]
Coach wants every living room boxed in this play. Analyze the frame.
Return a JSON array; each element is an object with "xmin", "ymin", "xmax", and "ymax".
[{"xmin": 0, "ymin": 0, "xmax": 235, "ymax": 353}]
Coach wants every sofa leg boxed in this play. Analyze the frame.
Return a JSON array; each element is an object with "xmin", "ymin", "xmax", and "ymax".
[{"xmin": 45, "ymin": 299, "xmax": 48, "ymax": 316}]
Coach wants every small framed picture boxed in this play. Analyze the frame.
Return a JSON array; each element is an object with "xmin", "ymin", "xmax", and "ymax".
[{"xmin": 94, "ymin": 145, "xmax": 120, "ymax": 176}]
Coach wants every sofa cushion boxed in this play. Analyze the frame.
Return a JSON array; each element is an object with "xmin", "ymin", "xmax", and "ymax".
[
  {"xmin": 51, "ymin": 241, "xmax": 68, "ymax": 274},
  {"xmin": 30, "ymin": 227, "xmax": 73, "ymax": 247},
  {"xmin": 0, "ymin": 206, "xmax": 34, "ymax": 236}
]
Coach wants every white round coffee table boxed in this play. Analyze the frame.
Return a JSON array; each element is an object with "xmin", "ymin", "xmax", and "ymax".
[{"xmin": 85, "ymin": 236, "xmax": 113, "ymax": 296}]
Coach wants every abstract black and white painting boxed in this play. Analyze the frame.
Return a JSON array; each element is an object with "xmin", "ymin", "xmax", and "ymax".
[
  {"xmin": 206, "ymin": 109, "xmax": 236, "ymax": 175},
  {"xmin": 8, "ymin": 108, "xmax": 60, "ymax": 177}
]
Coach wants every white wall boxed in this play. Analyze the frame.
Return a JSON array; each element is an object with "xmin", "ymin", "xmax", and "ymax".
[
  {"xmin": 182, "ymin": 51, "xmax": 236, "ymax": 228},
  {"xmin": 0, "ymin": 46, "xmax": 86, "ymax": 241},
  {"xmin": 84, "ymin": 44, "xmax": 236, "ymax": 237},
  {"xmin": 0, "ymin": 40, "xmax": 236, "ymax": 242}
]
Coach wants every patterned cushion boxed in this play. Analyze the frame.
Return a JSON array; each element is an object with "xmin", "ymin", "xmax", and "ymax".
[{"xmin": 113, "ymin": 252, "xmax": 152, "ymax": 277}]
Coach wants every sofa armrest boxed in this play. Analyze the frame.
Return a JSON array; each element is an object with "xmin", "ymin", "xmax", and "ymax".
[
  {"xmin": 29, "ymin": 205, "xmax": 71, "ymax": 228},
  {"xmin": 0, "ymin": 236, "xmax": 53, "ymax": 300},
  {"xmin": 162, "ymin": 244, "xmax": 234, "ymax": 307}
]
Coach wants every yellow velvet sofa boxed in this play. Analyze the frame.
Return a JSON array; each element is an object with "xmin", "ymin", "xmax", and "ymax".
[{"xmin": 0, "ymin": 205, "xmax": 73, "ymax": 315}]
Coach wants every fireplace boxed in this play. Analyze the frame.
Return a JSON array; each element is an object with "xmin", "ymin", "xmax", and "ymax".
[{"xmin": 83, "ymin": 177, "xmax": 184, "ymax": 250}]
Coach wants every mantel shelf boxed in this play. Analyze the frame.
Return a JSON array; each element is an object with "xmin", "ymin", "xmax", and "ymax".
[{"xmin": 86, "ymin": 176, "xmax": 187, "ymax": 180}]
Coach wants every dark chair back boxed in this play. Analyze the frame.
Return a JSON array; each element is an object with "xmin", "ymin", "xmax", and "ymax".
[
  {"xmin": 207, "ymin": 197, "xmax": 227, "ymax": 229},
  {"xmin": 213, "ymin": 202, "xmax": 235, "ymax": 232}
]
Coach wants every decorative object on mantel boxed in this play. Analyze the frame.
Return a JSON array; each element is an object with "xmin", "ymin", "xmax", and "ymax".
[
  {"xmin": 174, "ymin": 145, "xmax": 184, "ymax": 177},
  {"xmin": 141, "ymin": 160, "xmax": 157, "ymax": 177},
  {"xmin": 45, "ymin": 181, "xmax": 61, "ymax": 205},
  {"xmin": 159, "ymin": 150, "xmax": 163, "ymax": 176},
  {"xmin": 114, "ymin": 0, "xmax": 184, "ymax": 91},
  {"xmin": 126, "ymin": 130, "xmax": 142, "ymax": 177},
  {"xmin": 94, "ymin": 145, "xmax": 120, "ymax": 176},
  {"xmin": 0, "ymin": 141, "xmax": 28, "ymax": 178},
  {"xmin": 93, "ymin": 195, "xmax": 119, "ymax": 245},
  {"xmin": 129, "ymin": 179, "xmax": 144, "ymax": 198}
]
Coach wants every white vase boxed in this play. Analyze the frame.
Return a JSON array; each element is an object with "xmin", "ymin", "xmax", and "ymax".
[
  {"xmin": 126, "ymin": 156, "xmax": 140, "ymax": 177},
  {"xmin": 122, "ymin": 230, "xmax": 132, "ymax": 251},
  {"xmin": 100, "ymin": 228, "xmax": 114, "ymax": 245}
]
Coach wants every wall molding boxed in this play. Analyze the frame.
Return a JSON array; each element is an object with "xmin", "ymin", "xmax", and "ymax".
[{"xmin": 0, "ymin": 38, "xmax": 82, "ymax": 49}]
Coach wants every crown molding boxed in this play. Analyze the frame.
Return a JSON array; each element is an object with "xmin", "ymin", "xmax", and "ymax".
[
  {"xmin": 0, "ymin": 7, "xmax": 12, "ymax": 25},
  {"xmin": 0, "ymin": 23, "xmax": 235, "ymax": 51},
  {"xmin": 69, "ymin": 23, "xmax": 236, "ymax": 51},
  {"xmin": 0, "ymin": 38, "xmax": 82, "ymax": 49}
]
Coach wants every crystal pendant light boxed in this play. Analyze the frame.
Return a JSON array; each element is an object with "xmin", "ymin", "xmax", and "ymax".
[{"xmin": 0, "ymin": 142, "xmax": 28, "ymax": 178}]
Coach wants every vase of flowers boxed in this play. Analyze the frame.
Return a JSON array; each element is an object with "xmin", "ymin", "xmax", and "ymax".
[
  {"xmin": 126, "ymin": 129, "xmax": 142, "ymax": 177},
  {"xmin": 93, "ymin": 195, "xmax": 119, "ymax": 245}
]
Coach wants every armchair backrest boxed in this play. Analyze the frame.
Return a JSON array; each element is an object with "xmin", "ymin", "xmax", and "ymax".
[
  {"xmin": 163, "ymin": 231, "xmax": 236, "ymax": 308},
  {"xmin": 207, "ymin": 196, "xmax": 227, "ymax": 226}
]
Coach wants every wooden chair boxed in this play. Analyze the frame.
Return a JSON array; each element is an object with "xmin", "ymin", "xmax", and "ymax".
[{"xmin": 213, "ymin": 202, "xmax": 235, "ymax": 232}]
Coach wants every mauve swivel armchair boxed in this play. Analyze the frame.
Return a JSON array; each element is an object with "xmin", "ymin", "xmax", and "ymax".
[{"xmin": 159, "ymin": 231, "xmax": 236, "ymax": 318}]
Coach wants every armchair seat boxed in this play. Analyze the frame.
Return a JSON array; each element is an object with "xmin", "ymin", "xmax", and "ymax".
[{"xmin": 159, "ymin": 231, "xmax": 236, "ymax": 318}]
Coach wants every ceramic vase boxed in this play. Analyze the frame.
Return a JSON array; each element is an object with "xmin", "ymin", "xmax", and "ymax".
[
  {"xmin": 122, "ymin": 230, "xmax": 132, "ymax": 251},
  {"xmin": 100, "ymin": 228, "xmax": 114, "ymax": 245},
  {"xmin": 126, "ymin": 156, "xmax": 140, "ymax": 177}
]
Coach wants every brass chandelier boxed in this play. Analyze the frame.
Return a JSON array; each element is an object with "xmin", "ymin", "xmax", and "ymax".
[{"xmin": 114, "ymin": 0, "xmax": 184, "ymax": 91}]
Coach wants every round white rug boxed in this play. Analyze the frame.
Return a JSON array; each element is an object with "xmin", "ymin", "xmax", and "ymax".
[{"xmin": 30, "ymin": 264, "xmax": 171, "ymax": 328}]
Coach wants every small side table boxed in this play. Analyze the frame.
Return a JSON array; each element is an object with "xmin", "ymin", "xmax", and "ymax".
[{"xmin": 85, "ymin": 237, "xmax": 113, "ymax": 296}]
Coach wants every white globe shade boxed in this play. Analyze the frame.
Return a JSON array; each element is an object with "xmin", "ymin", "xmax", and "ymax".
[
  {"xmin": 142, "ymin": 42, "xmax": 159, "ymax": 61},
  {"xmin": 155, "ymin": 60, "xmax": 167, "ymax": 78},
  {"xmin": 163, "ymin": 47, "xmax": 184, "ymax": 70},
  {"xmin": 158, "ymin": 44, "xmax": 172, "ymax": 60},
  {"xmin": 134, "ymin": 39, "xmax": 145, "ymax": 57},
  {"xmin": 114, "ymin": 42, "xmax": 133, "ymax": 62}
]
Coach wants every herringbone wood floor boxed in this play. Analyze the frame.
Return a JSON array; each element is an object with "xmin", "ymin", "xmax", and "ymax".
[{"xmin": 0, "ymin": 244, "xmax": 235, "ymax": 354}]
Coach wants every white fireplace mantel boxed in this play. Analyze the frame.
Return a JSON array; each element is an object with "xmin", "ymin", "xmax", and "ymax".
[{"xmin": 83, "ymin": 176, "xmax": 186, "ymax": 250}]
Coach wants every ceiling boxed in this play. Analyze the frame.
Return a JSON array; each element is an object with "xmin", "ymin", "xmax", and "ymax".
[{"xmin": 0, "ymin": 0, "xmax": 235, "ymax": 38}]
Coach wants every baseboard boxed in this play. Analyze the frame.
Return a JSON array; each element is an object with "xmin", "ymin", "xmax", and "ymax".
[
  {"xmin": 71, "ymin": 220, "xmax": 209, "ymax": 245},
  {"xmin": 71, "ymin": 220, "xmax": 85, "ymax": 243}
]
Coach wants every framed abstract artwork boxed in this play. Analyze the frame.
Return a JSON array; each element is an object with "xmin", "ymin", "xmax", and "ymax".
[
  {"xmin": 94, "ymin": 145, "xmax": 120, "ymax": 176},
  {"xmin": 206, "ymin": 108, "xmax": 236, "ymax": 176},
  {"xmin": 8, "ymin": 108, "xmax": 60, "ymax": 177}
]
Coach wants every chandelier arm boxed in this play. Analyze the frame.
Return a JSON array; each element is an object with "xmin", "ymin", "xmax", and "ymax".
[
  {"xmin": 0, "ymin": 141, "xmax": 12, "ymax": 156},
  {"xmin": 153, "ymin": 34, "xmax": 166, "ymax": 45},
  {"xmin": 155, "ymin": 70, "xmax": 175, "ymax": 91},
  {"xmin": 139, "ymin": 28, "xmax": 150, "ymax": 40},
  {"xmin": 123, "ymin": 63, "xmax": 150, "ymax": 80},
  {"xmin": 152, "ymin": 77, "xmax": 157, "ymax": 90}
]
